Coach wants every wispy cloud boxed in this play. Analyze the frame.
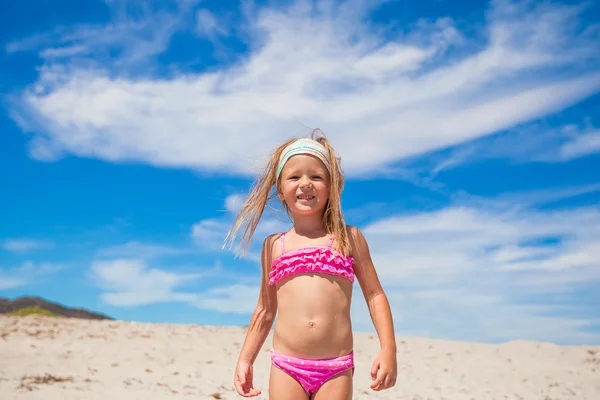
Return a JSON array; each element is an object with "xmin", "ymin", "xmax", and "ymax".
[
  {"xmin": 6, "ymin": 0, "xmax": 201, "ymax": 70},
  {"xmin": 191, "ymin": 210, "xmax": 290, "ymax": 257},
  {"xmin": 91, "ymin": 258, "xmax": 210, "ymax": 306},
  {"xmin": 9, "ymin": 0, "xmax": 600, "ymax": 176},
  {"xmin": 2, "ymin": 239, "xmax": 53, "ymax": 254},
  {"xmin": 224, "ymin": 193, "xmax": 246, "ymax": 214},
  {"xmin": 90, "ymin": 258, "xmax": 257, "ymax": 313},
  {"xmin": 490, "ymin": 183, "xmax": 600, "ymax": 208},
  {"xmin": 357, "ymin": 203, "xmax": 600, "ymax": 343},
  {"xmin": 422, "ymin": 122, "xmax": 600, "ymax": 178},
  {"xmin": 445, "ymin": 183, "xmax": 600, "ymax": 212},
  {"xmin": 194, "ymin": 284, "xmax": 259, "ymax": 314},
  {"xmin": 191, "ymin": 219, "xmax": 232, "ymax": 250},
  {"xmin": 97, "ymin": 241, "xmax": 193, "ymax": 260},
  {"xmin": 0, "ymin": 277, "xmax": 25, "ymax": 291},
  {"xmin": 191, "ymin": 195, "xmax": 290, "ymax": 255},
  {"xmin": 560, "ymin": 129, "xmax": 600, "ymax": 160},
  {"xmin": 0, "ymin": 261, "xmax": 62, "ymax": 290},
  {"xmin": 195, "ymin": 8, "xmax": 228, "ymax": 41}
]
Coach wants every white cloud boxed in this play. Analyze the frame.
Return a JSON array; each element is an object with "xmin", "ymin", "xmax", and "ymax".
[
  {"xmin": 363, "ymin": 206, "xmax": 600, "ymax": 278},
  {"xmin": 352, "ymin": 287, "xmax": 598, "ymax": 344},
  {"xmin": 191, "ymin": 215, "xmax": 290, "ymax": 261},
  {"xmin": 97, "ymin": 241, "xmax": 192, "ymax": 259},
  {"xmin": 194, "ymin": 284, "xmax": 259, "ymax": 314},
  {"xmin": 488, "ymin": 183, "xmax": 600, "ymax": 209},
  {"xmin": 90, "ymin": 258, "xmax": 259, "ymax": 313},
  {"xmin": 6, "ymin": 0, "xmax": 201, "ymax": 68},
  {"xmin": 352, "ymin": 205, "xmax": 600, "ymax": 344},
  {"xmin": 423, "ymin": 123, "xmax": 600, "ymax": 177},
  {"xmin": 2, "ymin": 239, "xmax": 53, "ymax": 254},
  {"xmin": 0, "ymin": 277, "xmax": 26, "ymax": 290},
  {"xmin": 39, "ymin": 45, "xmax": 89, "ymax": 59},
  {"xmin": 560, "ymin": 130, "xmax": 600, "ymax": 160},
  {"xmin": 195, "ymin": 9, "xmax": 228, "ymax": 40},
  {"xmin": 90, "ymin": 259, "xmax": 209, "ymax": 306},
  {"xmin": 224, "ymin": 193, "xmax": 246, "ymax": 213},
  {"xmin": 9, "ymin": 0, "xmax": 600, "ymax": 176},
  {"xmin": 0, "ymin": 261, "xmax": 62, "ymax": 289},
  {"xmin": 191, "ymin": 219, "xmax": 231, "ymax": 250},
  {"xmin": 192, "ymin": 194, "xmax": 290, "ymax": 254}
]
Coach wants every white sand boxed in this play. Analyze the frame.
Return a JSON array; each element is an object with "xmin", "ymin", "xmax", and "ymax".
[{"xmin": 1, "ymin": 315, "xmax": 599, "ymax": 399}]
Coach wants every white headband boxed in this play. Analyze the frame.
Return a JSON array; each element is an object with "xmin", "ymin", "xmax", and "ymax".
[{"xmin": 276, "ymin": 138, "xmax": 331, "ymax": 177}]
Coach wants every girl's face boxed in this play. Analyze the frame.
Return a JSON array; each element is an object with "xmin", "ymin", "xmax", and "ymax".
[{"xmin": 277, "ymin": 154, "xmax": 330, "ymax": 216}]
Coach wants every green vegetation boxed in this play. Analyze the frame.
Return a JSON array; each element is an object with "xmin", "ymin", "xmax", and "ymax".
[{"xmin": 9, "ymin": 306, "xmax": 58, "ymax": 317}]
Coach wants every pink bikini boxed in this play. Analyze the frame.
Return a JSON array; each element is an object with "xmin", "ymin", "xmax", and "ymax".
[
  {"xmin": 269, "ymin": 233, "xmax": 356, "ymax": 396},
  {"xmin": 269, "ymin": 232, "xmax": 355, "ymax": 285}
]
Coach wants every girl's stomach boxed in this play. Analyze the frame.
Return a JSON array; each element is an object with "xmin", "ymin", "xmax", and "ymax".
[{"xmin": 272, "ymin": 273, "xmax": 354, "ymax": 359}]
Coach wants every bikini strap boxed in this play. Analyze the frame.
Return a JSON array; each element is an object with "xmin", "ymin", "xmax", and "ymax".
[
  {"xmin": 327, "ymin": 234, "xmax": 335, "ymax": 248},
  {"xmin": 280, "ymin": 232, "xmax": 286, "ymax": 255}
]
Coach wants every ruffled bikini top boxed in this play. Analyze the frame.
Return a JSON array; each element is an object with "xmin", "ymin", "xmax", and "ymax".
[{"xmin": 269, "ymin": 232, "xmax": 355, "ymax": 285}]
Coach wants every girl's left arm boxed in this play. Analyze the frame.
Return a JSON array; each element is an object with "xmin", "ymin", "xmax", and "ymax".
[{"xmin": 350, "ymin": 225, "xmax": 397, "ymax": 391}]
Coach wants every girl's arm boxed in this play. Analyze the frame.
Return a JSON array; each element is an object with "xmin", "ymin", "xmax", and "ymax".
[
  {"xmin": 237, "ymin": 234, "xmax": 279, "ymax": 364},
  {"xmin": 350, "ymin": 226, "xmax": 396, "ymax": 350},
  {"xmin": 350, "ymin": 226, "xmax": 397, "ymax": 391}
]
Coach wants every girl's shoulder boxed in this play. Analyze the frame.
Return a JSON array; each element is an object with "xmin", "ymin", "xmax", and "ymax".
[
  {"xmin": 345, "ymin": 225, "xmax": 361, "ymax": 244},
  {"xmin": 346, "ymin": 225, "xmax": 359, "ymax": 235},
  {"xmin": 261, "ymin": 232, "xmax": 283, "ymax": 263},
  {"xmin": 263, "ymin": 232, "xmax": 282, "ymax": 242},
  {"xmin": 346, "ymin": 225, "xmax": 371, "ymax": 258}
]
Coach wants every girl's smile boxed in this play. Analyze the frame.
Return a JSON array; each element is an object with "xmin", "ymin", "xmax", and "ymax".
[{"xmin": 297, "ymin": 197, "xmax": 314, "ymax": 204}]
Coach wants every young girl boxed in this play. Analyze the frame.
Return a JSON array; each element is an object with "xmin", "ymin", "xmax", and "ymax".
[{"xmin": 225, "ymin": 131, "xmax": 397, "ymax": 399}]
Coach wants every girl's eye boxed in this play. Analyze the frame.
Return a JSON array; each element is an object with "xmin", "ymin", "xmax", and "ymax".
[
  {"xmin": 312, "ymin": 176, "xmax": 323, "ymax": 180},
  {"xmin": 289, "ymin": 176, "xmax": 299, "ymax": 180}
]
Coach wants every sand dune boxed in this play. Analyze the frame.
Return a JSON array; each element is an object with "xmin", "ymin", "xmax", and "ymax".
[{"xmin": 1, "ymin": 315, "xmax": 599, "ymax": 399}]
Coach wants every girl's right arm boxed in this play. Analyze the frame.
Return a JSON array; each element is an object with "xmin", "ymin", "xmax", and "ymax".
[{"xmin": 234, "ymin": 235, "xmax": 278, "ymax": 397}]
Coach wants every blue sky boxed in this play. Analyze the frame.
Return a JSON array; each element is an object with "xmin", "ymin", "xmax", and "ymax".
[{"xmin": 1, "ymin": 0, "xmax": 599, "ymax": 345}]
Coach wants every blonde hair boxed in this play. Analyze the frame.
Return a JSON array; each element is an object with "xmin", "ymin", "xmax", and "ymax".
[{"xmin": 224, "ymin": 129, "xmax": 350, "ymax": 256}]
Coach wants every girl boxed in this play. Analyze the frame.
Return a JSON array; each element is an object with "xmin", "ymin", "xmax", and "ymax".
[{"xmin": 225, "ymin": 131, "xmax": 397, "ymax": 399}]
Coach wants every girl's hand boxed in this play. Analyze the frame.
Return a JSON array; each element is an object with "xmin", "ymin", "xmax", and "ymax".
[
  {"xmin": 369, "ymin": 348, "xmax": 397, "ymax": 391},
  {"xmin": 234, "ymin": 360, "xmax": 262, "ymax": 397}
]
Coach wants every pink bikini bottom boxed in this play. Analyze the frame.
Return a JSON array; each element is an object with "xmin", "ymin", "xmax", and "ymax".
[{"xmin": 270, "ymin": 350, "xmax": 354, "ymax": 396}]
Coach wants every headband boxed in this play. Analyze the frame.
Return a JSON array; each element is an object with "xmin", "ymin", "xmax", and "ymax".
[{"xmin": 276, "ymin": 138, "xmax": 331, "ymax": 177}]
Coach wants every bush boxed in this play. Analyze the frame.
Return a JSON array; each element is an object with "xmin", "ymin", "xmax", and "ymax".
[{"xmin": 9, "ymin": 306, "xmax": 58, "ymax": 317}]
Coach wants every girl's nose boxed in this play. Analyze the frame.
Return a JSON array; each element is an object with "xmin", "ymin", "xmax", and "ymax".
[{"xmin": 299, "ymin": 178, "xmax": 312, "ymax": 188}]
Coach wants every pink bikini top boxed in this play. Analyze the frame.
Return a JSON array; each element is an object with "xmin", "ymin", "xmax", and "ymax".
[{"xmin": 269, "ymin": 233, "xmax": 355, "ymax": 285}]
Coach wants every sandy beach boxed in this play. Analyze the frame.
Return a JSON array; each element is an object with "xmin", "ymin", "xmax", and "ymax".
[{"xmin": 1, "ymin": 315, "xmax": 598, "ymax": 399}]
